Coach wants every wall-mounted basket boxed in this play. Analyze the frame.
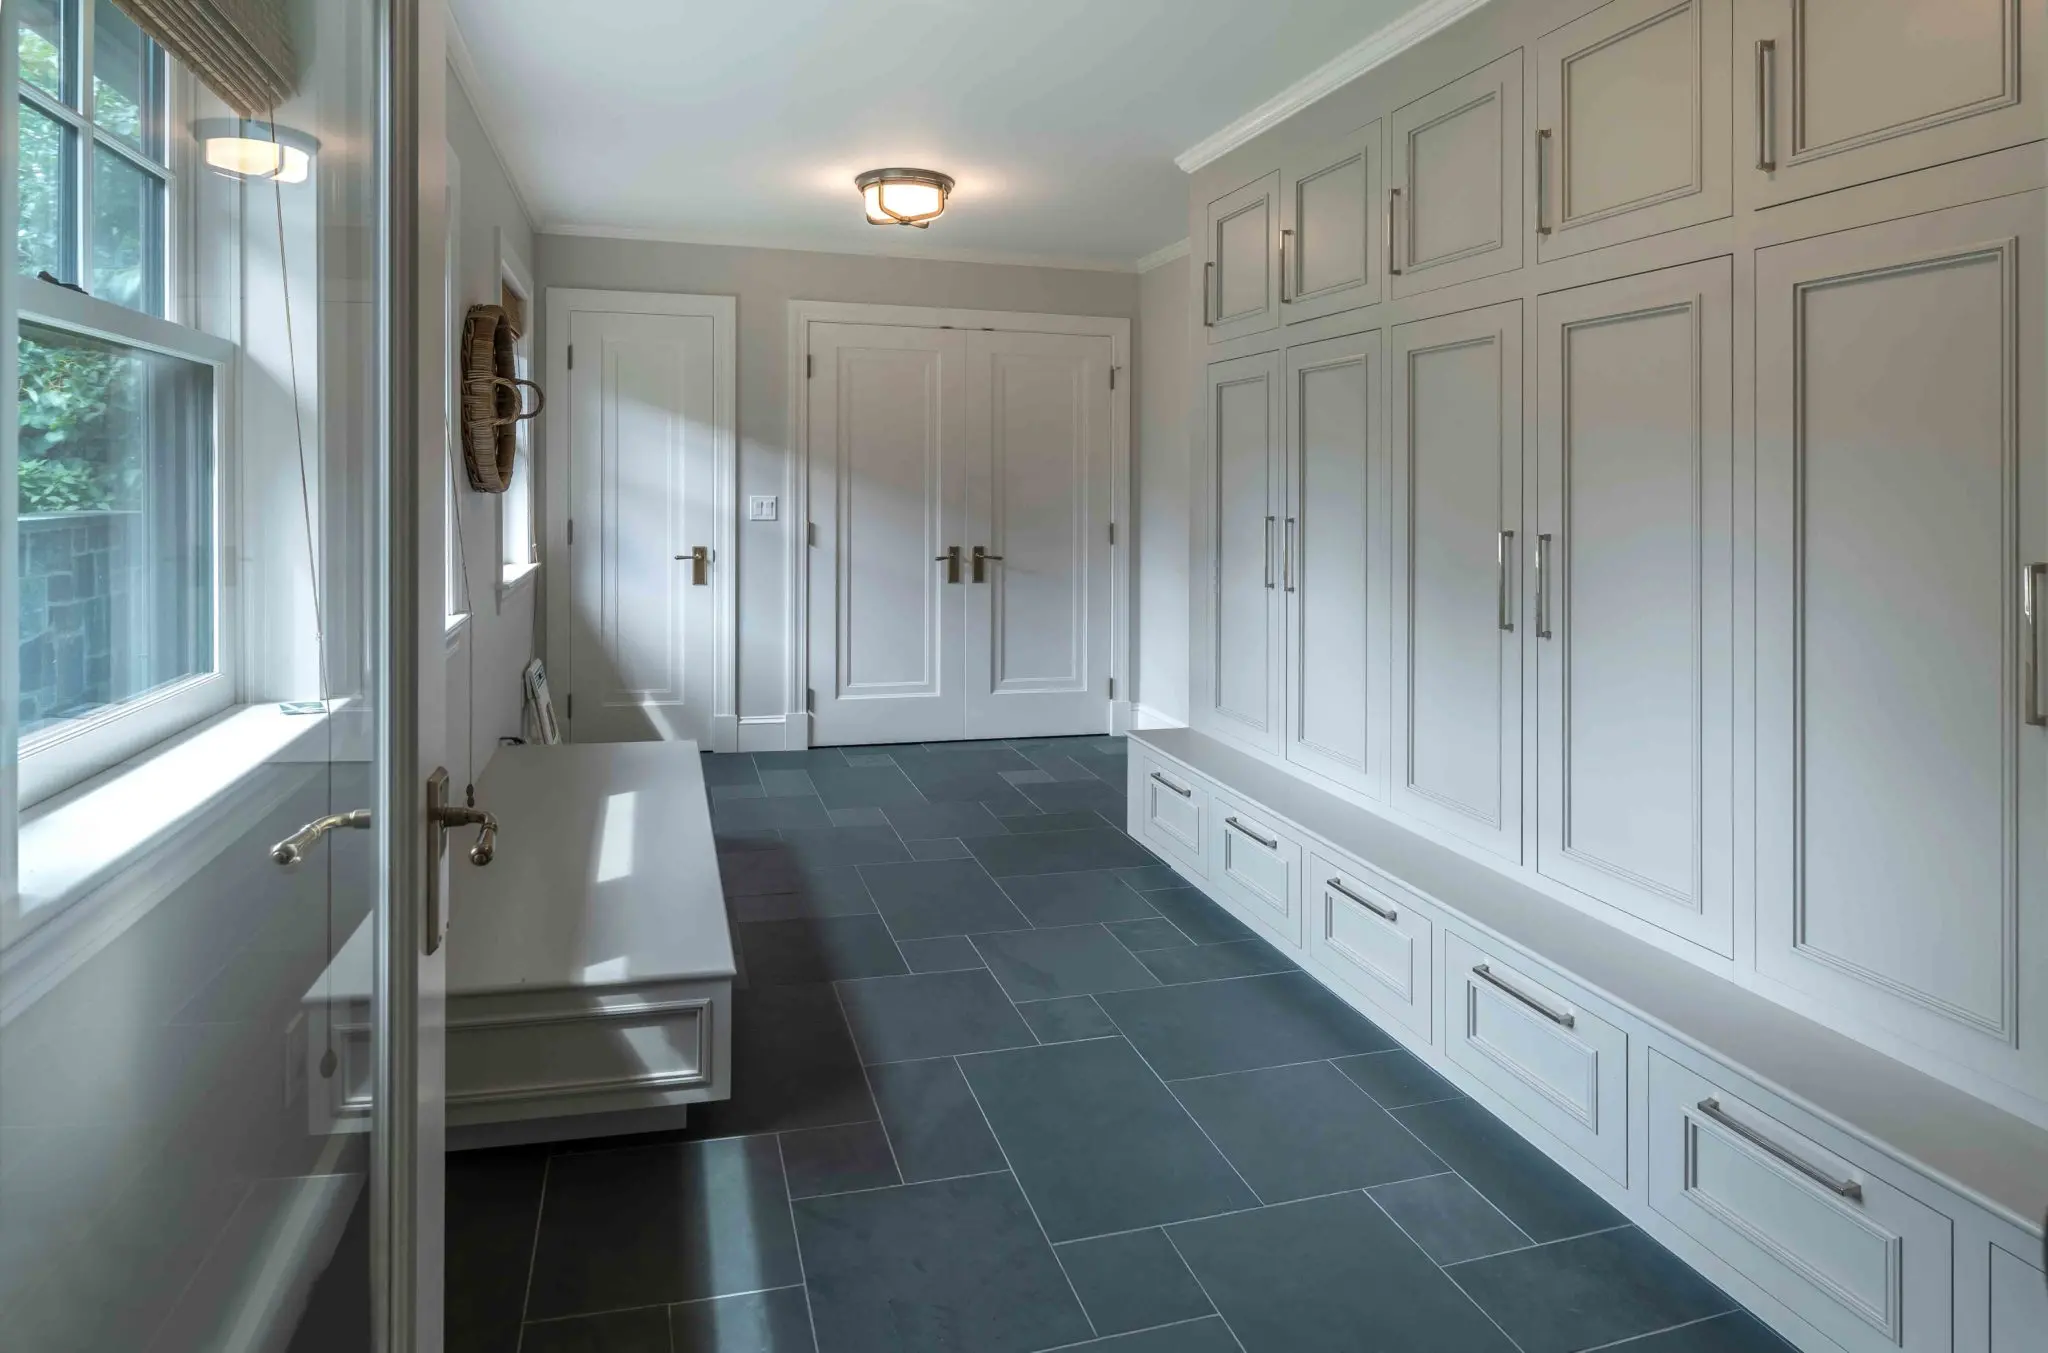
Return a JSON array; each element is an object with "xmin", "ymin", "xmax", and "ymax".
[{"xmin": 460, "ymin": 303, "xmax": 543, "ymax": 494}]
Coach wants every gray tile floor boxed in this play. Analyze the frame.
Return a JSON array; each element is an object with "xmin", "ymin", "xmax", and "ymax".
[{"xmin": 447, "ymin": 736, "xmax": 1796, "ymax": 1353}]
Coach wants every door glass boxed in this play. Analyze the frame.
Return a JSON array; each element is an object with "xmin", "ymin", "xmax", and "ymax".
[{"xmin": 1, "ymin": 3, "xmax": 403, "ymax": 1350}]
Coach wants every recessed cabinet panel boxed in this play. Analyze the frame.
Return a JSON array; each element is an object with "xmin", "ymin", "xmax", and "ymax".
[
  {"xmin": 1308, "ymin": 853, "xmax": 1433, "ymax": 1040},
  {"xmin": 1391, "ymin": 302, "xmax": 1524, "ymax": 860},
  {"xmin": 1742, "ymin": 0, "xmax": 2036, "ymax": 208},
  {"xmin": 1536, "ymin": 259, "xmax": 1733, "ymax": 955},
  {"xmin": 1206, "ymin": 352, "xmax": 1287, "ymax": 754},
  {"xmin": 1990, "ymin": 1245, "xmax": 2048, "ymax": 1353},
  {"xmin": 1206, "ymin": 172, "xmax": 1281, "ymax": 344},
  {"xmin": 1390, "ymin": 50, "xmax": 1525, "ymax": 299},
  {"xmin": 1535, "ymin": 0, "xmax": 1731, "ymax": 261},
  {"xmin": 1283, "ymin": 122, "xmax": 1382, "ymax": 323},
  {"xmin": 1756, "ymin": 192, "xmax": 2045, "ymax": 1068},
  {"xmin": 1211, "ymin": 792, "xmax": 1303, "ymax": 949},
  {"xmin": 1285, "ymin": 329, "xmax": 1382, "ymax": 797},
  {"xmin": 1138, "ymin": 755, "xmax": 1209, "ymax": 879}
]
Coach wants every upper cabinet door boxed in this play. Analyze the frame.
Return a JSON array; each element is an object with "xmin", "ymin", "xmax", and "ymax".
[
  {"xmin": 1389, "ymin": 51, "xmax": 1525, "ymax": 300},
  {"xmin": 1390, "ymin": 301, "xmax": 1524, "ymax": 860},
  {"xmin": 1535, "ymin": 259, "xmax": 1733, "ymax": 956},
  {"xmin": 1755, "ymin": 191, "xmax": 2047, "ymax": 1076},
  {"xmin": 1284, "ymin": 327, "xmax": 1384, "ymax": 798},
  {"xmin": 1205, "ymin": 351, "xmax": 1287, "ymax": 754},
  {"xmin": 1742, "ymin": 0, "xmax": 2038, "ymax": 209},
  {"xmin": 1534, "ymin": 0, "xmax": 1732, "ymax": 263},
  {"xmin": 1282, "ymin": 122, "xmax": 1382, "ymax": 324},
  {"xmin": 1205, "ymin": 172, "xmax": 1282, "ymax": 345}
]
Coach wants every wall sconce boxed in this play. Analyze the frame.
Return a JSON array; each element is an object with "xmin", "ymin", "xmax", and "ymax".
[{"xmin": 196, "ymin": 118, "xmax": 319, "ymax": 184}]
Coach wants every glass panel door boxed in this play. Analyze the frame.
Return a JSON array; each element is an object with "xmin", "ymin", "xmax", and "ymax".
[{"xmin": 1, "ymin": 2, "xmax": 416, "ymax": 1349}]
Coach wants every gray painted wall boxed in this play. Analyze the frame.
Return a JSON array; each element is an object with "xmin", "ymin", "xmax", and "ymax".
[
  {"xmin": 532, "ymin": 234, "xmax": 1141, "ymax": 722},
  {"xmin": 1135, "ymin": 254, "xmax": 1191, "ymax": 724}
]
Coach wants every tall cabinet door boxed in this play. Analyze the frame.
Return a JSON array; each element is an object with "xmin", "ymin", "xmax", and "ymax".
[
  {"xmin": 1756, "ymin": 191, "xmax": 2047, "ymax": 1075},
  {"xmin": 1284, "ymin": 328, "xmax": 1384, "ymax": 797},
  {"xmin": 1535, "ymin": 259, "xmax": 1733, "ymax": 955},
  {"xmin": 1205, "ymin": 173, "xmax": 1281, "ymax": 345},
  {"xmin": 1534, "ymin": 0, "xmax": 1732, "ymax": 263},
  {"xmin": 1389, "ymin": 51, "xmax": 1524, "ymax": 300},
  {"xmin": 1390, "ymin": 301, "xmax": 1524, "ymax": 858},
  {"xmin": 1282, "ymin": 123, "xmax": 1382, "ymax": 325},
  {"xmin": 1741, "ymin": 0, "xmax": 2038, "ymax": 209},
  {"xmin": 1205, "ymin": 351, "xmax": 1287, "ymax": 754}
]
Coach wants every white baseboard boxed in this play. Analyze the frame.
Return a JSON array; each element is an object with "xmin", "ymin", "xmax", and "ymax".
[
  {"xmin": 1110, "ymin": 700, "xmax": 1134, "ymax": 735},
  {"xmin": 1131, "ymin": 704, "xmax": 1190, "ymax": 731},
  {"xmin": 709, "ymin": 714, "xmax": 740, "ymax": 754},
  {"xmin": 736, "ymin": 716, "xmax": 789, "ymax": 753}
]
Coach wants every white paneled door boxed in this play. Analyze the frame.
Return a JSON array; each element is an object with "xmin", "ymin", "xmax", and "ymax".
[
  {"xmin": 807, "ymin": 319, "xmax": 1117, "ymax": 746},
  {"xmin": 562, "ymin": 293, "xmax": 736, "ymax": 745}
]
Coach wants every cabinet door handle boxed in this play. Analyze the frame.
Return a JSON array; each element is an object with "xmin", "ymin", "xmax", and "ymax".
[
  {"xmin": 1387, "ymin": 187, "xmax": 1403, "ymax": 276},
  {"xmin": 1755, "ymin": 39, "xmax": 1777, "ymax": 172},
  {"xmin": 1284, "ymin": 517, "xmax": 1298, "ymax": 594},
  {"xmin": 1471, "ymin": 963, "xmax": 1575, "ymax": 1028},
  {"xmin": 1150, "ymin": 771, "xmax": 1193, "ymax": 799},
  {"xmin": 1497, "ymin": 530, "xmax": 1516, "ymax": 633},
  {"xmin": 1535, "ymin": 129, "xmax": 1553, "ymax": 236},
  {"xmin": 1225, "ymin": 817, "xmax": 1279, "ymax": 850},
  {"xmin": 1696, "ymin": 1099, "xmax": 1864, "ymax": 1202},
  {"xmin": 1328, "ymin": 877, "xmax": 1397, "ymax": 924},
  {"xmin": 1204, "ymin": 261, "xmax": 1216, "ymax": 326},
  {"xmin": 1280, "ymin": 228, "xmax": 1293, "ymax": 305},
  {"xmin": 1265, "ymin": 516, "xmax": 1277, "ymax": 589},
  {"xmin": 1536, "ymin": 533, "xmax": 1554, "ymax": 640},
  {"xmin": 2026, "ymin": 563, "xmax": 2046, "ymax": 727}
]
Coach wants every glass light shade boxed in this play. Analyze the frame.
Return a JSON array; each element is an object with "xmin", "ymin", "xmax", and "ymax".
[
  {"xmin": 856, "ymin": 169, "xmax": 953, "ymax": 226},
  {"xmin": 195, "ymin": 119, "xmax": 318, "ymax": 183}
]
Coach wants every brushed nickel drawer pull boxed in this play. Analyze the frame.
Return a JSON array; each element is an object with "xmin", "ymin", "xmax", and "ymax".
[
  {"xmin": 1755, "ymin": 40, "xmax": 1777, "ymax": 173},
  {"xmin": 2025, "ymin": 563, "xmax": 2045, "ymax": 727},
  {"xmin": 1280, "ymin": 228, "xmax": 1293, "ymax": 304},
  {"xmin": 1265, "ymin": 516, "xmax": 1277, "ymax": 589},
  {"xmin": 1535, "ymin": 129, "xmax": 1553, "ymax": 235},
  {"xmin": 1387, "ymin": 187, "xmax": 1403, "ymax": 276},
  {"xmin": 1536, "ymin": 533, "xmax": 1554, "ymax": 640},
  {"xmin": 1225, "ymin": 817, "xmax": 1278, "ymax": 850},
  {"xmin": 1204, "ymin": 261, "xmax": 1216, "ymax": 326},
  {"xmin": 1471, "ymin": 963, "xmax": 1575, "ymax": 1028},
  {"xmin": 1696, "ymin": 1098, "xmax": 1864, "ymax": 1202},
  {"xmin": 1328, "ymin": 877, "xmax": 1397, "ymax": 924},
  {"xmin": 1150, "ymin": 771, "xmax": 1193, "ymax": 799},
  {"xmin": 1497, "ymin": 530, "xmax": 1516, "ymax": 633}
]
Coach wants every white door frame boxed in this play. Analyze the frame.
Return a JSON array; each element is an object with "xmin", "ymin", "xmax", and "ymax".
[
  {"xmin": 544, "ymin": 288, "xmax": 740, "ymax": 750},
  {"xmin": 786, "ymin": 299, "xmax": 1133, "ymax": 748}
]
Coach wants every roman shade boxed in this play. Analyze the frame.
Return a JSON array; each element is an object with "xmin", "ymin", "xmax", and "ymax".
[{"xmin": 113, "ymin": 0, "xmax": 298, "ymax": 117}]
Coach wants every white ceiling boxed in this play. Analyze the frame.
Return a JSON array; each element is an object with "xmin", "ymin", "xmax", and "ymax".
[{"xmin": 449, "ymin": 0, "xmax": 1435, "ymax": 270}]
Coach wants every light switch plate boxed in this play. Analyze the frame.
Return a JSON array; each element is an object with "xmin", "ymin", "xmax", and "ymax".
[{"xmin": 749, "ymin": 495, "xmax": 779, "ymax": 522}]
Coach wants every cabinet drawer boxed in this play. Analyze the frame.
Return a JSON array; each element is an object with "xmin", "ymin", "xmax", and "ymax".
[
  {"xmin": 1308, "ymin": 852, "xmax": 1431, "ymax": 1040},
  {"xmin": 1444, "ymin": 930, "xmax": 1628, "ymax": 1184},
  {"xmin": 1210, "ymin": 792, "xmax": 1303, "ymax": 948},
  {"xmin": 1136, "ymin": 756, "xmax": 1209, "ymax": 879},
  {"xmin": 1649, "ymin": 1051, "xmax": 1953, "ymax": 1353}
]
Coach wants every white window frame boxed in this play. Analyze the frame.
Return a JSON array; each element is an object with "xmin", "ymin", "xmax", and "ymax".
[
  {"xmin": 16, "ymin": 277, "xmax": 238, "ymax": 807},
  {"xmin": 496, "ymin": 228, "xmax": 538, "ymax": 599},
  {"xmin": 443, "ymin": 147, "xmax": 469, "ymax": 638}
]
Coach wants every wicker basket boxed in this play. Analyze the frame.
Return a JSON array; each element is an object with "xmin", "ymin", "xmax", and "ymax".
[{"xmin": 460, "ymin": 303, "xmax": 543, "ymax": 494}]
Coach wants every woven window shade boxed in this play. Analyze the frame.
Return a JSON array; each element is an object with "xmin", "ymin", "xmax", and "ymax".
[
  {"xmin": 500, "ymin": 282, "xmax": 527, "ymax": 340},
  {"xmin": 113, "ymin": 0, "xmax": 298, "ymax": 117}
]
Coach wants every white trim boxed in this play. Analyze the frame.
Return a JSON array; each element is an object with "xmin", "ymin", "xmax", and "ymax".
[
  {"xmin": 734, "ymin": 715, "xmax": 795, "ymax": 753},
  {"xmin": 498, "ymin": 560, "xmax": 540, "ymax": 599},
  {"xmin": 544, "ymin": 287, "xmax": 740, "ymax": 752},
  {"xmin": 784, "ymin": 299, "xmax": 1133, "ymax": 747},
  {"xmin": 495, "ymin": 229, "xmax": 539, "ymax": 586},
  {"xmin": 1132, "ymin": 704, "xmax": 1190, "ymax": 731},
  {"xmin": 1173, "ymin": 0, "xmax": 1498, "ymax": 173},
  {"xmin": 445, "ymin": 14, "xmax": 542, "ymax": 231},
  {"xmin": 1135, "ymin": 238, "xmax": 1192, "ymax": 273},
  {"xmin": 540, "ymin": 220, "xmax": 1139, "ymax": 275}
]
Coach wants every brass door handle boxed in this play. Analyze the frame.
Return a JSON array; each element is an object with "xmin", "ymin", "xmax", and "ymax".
[
  {"xmin": 433, "ymin": 802, "xmax": 499, "ymax": 866},
  {"xmin": 272, "ymin": 809, "xmax": 372, "ymax": 869},
  {"xmin": 934, "ymin": 545, "xmax": 961, "ymax": 584},
  {"xmin": 972, "ymin": 545, "xmax": 1004, "ymax": 583},
  {"xmin": 674, "ymin": 545, "xmax": 711, "ymax": 585}
]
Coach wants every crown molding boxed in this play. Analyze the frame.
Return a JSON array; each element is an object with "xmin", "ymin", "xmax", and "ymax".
[
  {"xmin": 1135, "ymin": 238, "xmax": 1192, "ymax": 273},
  {"xmin": 1174, "ymin": 0, "xmax": 1496, "ymax": 174},
  {"xmin": 537, "ymin": 220, "xmax": 1144, "ymax": 274},
  {"xmin": 446, "ymin": 11, "xmax": 541, "ymax": 232}
]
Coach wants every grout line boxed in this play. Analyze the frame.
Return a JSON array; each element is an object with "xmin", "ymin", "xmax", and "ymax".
[
  {"xmin": 1158, "ymin": 1054, "xmax": 1340, "ymax": 1085},
  {"xmin": 775, "ymin": 1134, "xmax": 825, "ymax": 1353},
  {"xmin": 1575, "ymin": 1313, "xmax": 1738, "ymax": 1353},
  {"xmin": 518, "ymin": 1284, "xmax": 801, "ymax": 1328},
  {"xmin": 1034, "ymin": 1313, "xmax": 1233, "ymax": 1353},
  {"xmin": 1088, "ymin": 1001, "xmax": 1266, "ymax": 1212},
  {"xmin": 1365, "ymin": 1187, "xmax": 1531, "ymax": 1353},
  {"xmin": 835, "ymin": 982, "xmax": 908, "ymax": 1189},
  {"xmin": 1050, "ymin": 1182, "xmax": 1378, "ymax": 1249},
  {"xmin": 1440, "ymin": 1220, "xmax": 1635, "ymax": 1268},
  {"xmin": 511, "ymin": 1153, "xmax": 552, "ymax": 1351},
  {"xmin": 1158, "ymin": 1228, "xmax": 1250, "ymax": 1353},
  {"xmin": 787, "ymin": 1167, "xmax": 1011, "ymax": 1204}
]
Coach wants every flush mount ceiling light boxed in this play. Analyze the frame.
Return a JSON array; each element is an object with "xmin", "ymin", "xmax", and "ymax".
[
  {"xmin": 196, "ymin": 118, "xmax": 320, "ymax": 184},
  {"xmin": 857, "ymin": 168, "xmax": 955, "ymax": 228}
]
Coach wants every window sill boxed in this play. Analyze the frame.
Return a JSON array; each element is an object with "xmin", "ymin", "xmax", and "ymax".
[
  {"xmin": 446, "ymin": 611, "xmax": 472, "ymax": 651},
  {"xmin": 499, "ymin": 561, "xmax": 540, "ymax": 600}
]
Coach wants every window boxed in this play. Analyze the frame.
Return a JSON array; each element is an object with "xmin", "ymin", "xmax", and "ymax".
[
  {"xmin": 499, "ymin": 247, "xmax": 537, "ymax": 584},
  {"xmin": 17, "ymin": 0, "xmax": 172, "ymax": 317}
]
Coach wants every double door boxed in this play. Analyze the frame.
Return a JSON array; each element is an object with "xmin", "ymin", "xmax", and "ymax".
[{"xmin": 807, "ymin": 322, "xmax": 1116, "ymax": 745}]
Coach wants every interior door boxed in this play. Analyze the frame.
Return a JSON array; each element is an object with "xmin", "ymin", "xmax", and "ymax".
[
  {"xmin": 1390, "ymin": 301, "xmax": 1524, "ymax": 860},
  {"xmin": 808, "ymin": 323, "xmax": 968, "ymax": 745},
  {"xmin": 1741, "ymin": 0, "xmax": 2037, "ymax": 209},
  {"xmin": 1389, "ymin": 50, "xmax": 1524, "ymax": 299},
  {"xmin": 0, "ymin": 2, "xmax": 433, "ymax": 1346},
  {"xmin": 565, "ymin": 298, "xmax": 731, "ymax": 745},
  {"xmin": 962, "ymin": 330, "xmax": 1115, "ymax": 739},
  {"xmin": 1535, "ymin": 259, "xmax": 1734, "ymax": 954},
  {"xmin": 1204, "ymin": 351, "xmax": 1286, "ymax": 754},
  {"xmin": 1284, "ymin": 327, "xmax": 1383, "ymax": 797},
  {"xmin": 1205, "ymin": 172, "xmax": 1282, "ymax": 344},
  {"xmin": 1282, "ymin": 122, "xmax": 1382, "ymax": 324},
  {"xmin": 1534, "ymin": 0, "xmax": 1732, "ymax": 262},
  {"xmin": 1755, "ymin": 191, "xmax": 2047, "ymax": 1071}
]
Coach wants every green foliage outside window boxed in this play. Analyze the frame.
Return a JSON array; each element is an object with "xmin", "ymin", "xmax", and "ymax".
[{"xmin": 17, "ymin": 331, "xmax": 142, "ymax": 515}]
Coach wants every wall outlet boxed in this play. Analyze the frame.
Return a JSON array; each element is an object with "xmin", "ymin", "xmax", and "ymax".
[{"xmin": 749, "ymin": 495, "xmax": 779, "ymax": 522}]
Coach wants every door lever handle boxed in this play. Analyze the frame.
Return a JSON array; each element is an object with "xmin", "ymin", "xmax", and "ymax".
[
  {"xmin": 676, "ymin": 545, "xmax": 710, "ymax": 585},
  {"xmin": 433, "ymin": 801, "xmax": 500, "ymax": 866},
  {"xmin": 934, "ymin": 545, "xmax": 961, "ymax": 584},
  {"xmin": 272, "ymin": 809, "xmax": 372, "ymax": 869},
  {"xmin": 972, "ymin": 545, "xmax": 1004, "ymax": 583}
]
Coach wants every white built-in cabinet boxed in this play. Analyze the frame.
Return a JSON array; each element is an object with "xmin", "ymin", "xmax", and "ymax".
[
  {"xmin": 1533, "ymin": 0, "xmax": 1732, "ymax": 261},
  {"xmin": 1281, "ymin": 123, "xmax": 1383, "ymax": 323},
  {"xmin": 1534, "ymin": 258, "xmax": 1734, "ymax": 954},
  {"xmin": 1204, "ymin": 173, "xmax": 1281, "ymax": 344},
  {"xmin": 1389, "ymin": 50, "xmax": 1525, "ymax": 298},
  {"xmin": 1389, "ymin": 301, "xmax": 1524, "ymax": 860},
  {"xmin": 1204, "ymin": 351, "xmax": 1286, "ymax": 752}
]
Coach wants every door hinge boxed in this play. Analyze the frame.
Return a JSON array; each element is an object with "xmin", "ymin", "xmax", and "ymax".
[
  {"xmin": 567, "ymin": 518, "xmax": 575, "ymax": 546},
  {"xmin": 1110, "ymin": 366, "xmax": 1118, "ymax": 390},
  {"xmin": 807, "ymin": 521, "xmax": 817, "ymax": 547},
  {"xmin": 806, "ymin": 688, "xmax": 816, "ymax": 713},
  {"xmin": 807, "ymin": 353, "xmax": 814, "ymax": 378},
  {"xmin": 568, "ymin": 344, "xmax": 574, "ymax": 371},
  {"xmin": 1107, "ymin": 522, "xmax": 1116, "ymax": 546},
  {"xmin": 1108, "ymin": 677, "xmax": 1116, "ymax": 699},
  {"xmin": 565, "ymin": 693, "xmax": 573, "ymax": 719}
]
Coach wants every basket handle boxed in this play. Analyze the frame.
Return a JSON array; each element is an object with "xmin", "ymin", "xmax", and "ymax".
[{"xmin": 489, "ymin": 377, "xmax": 546, "ymax": 427}]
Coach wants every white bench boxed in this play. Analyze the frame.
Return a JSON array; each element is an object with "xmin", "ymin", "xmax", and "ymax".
[{"xmin": 304, "ymin": 742, "xmax": 735, "ymax": 1150}]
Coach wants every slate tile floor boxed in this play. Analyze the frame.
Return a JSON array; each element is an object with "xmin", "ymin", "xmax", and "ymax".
[{"xmin": 447, "ymin": 736, "xmax": 1795, "ymax": 1353}]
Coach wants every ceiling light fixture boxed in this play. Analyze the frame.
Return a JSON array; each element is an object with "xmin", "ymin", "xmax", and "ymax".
[
  {"xmin": 196, "ymin": 118, "xmax": 319, "ymax": 184},
  {"xmin": 857, "ymin": 168, "xmax": 954, "ymax": 228}
]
